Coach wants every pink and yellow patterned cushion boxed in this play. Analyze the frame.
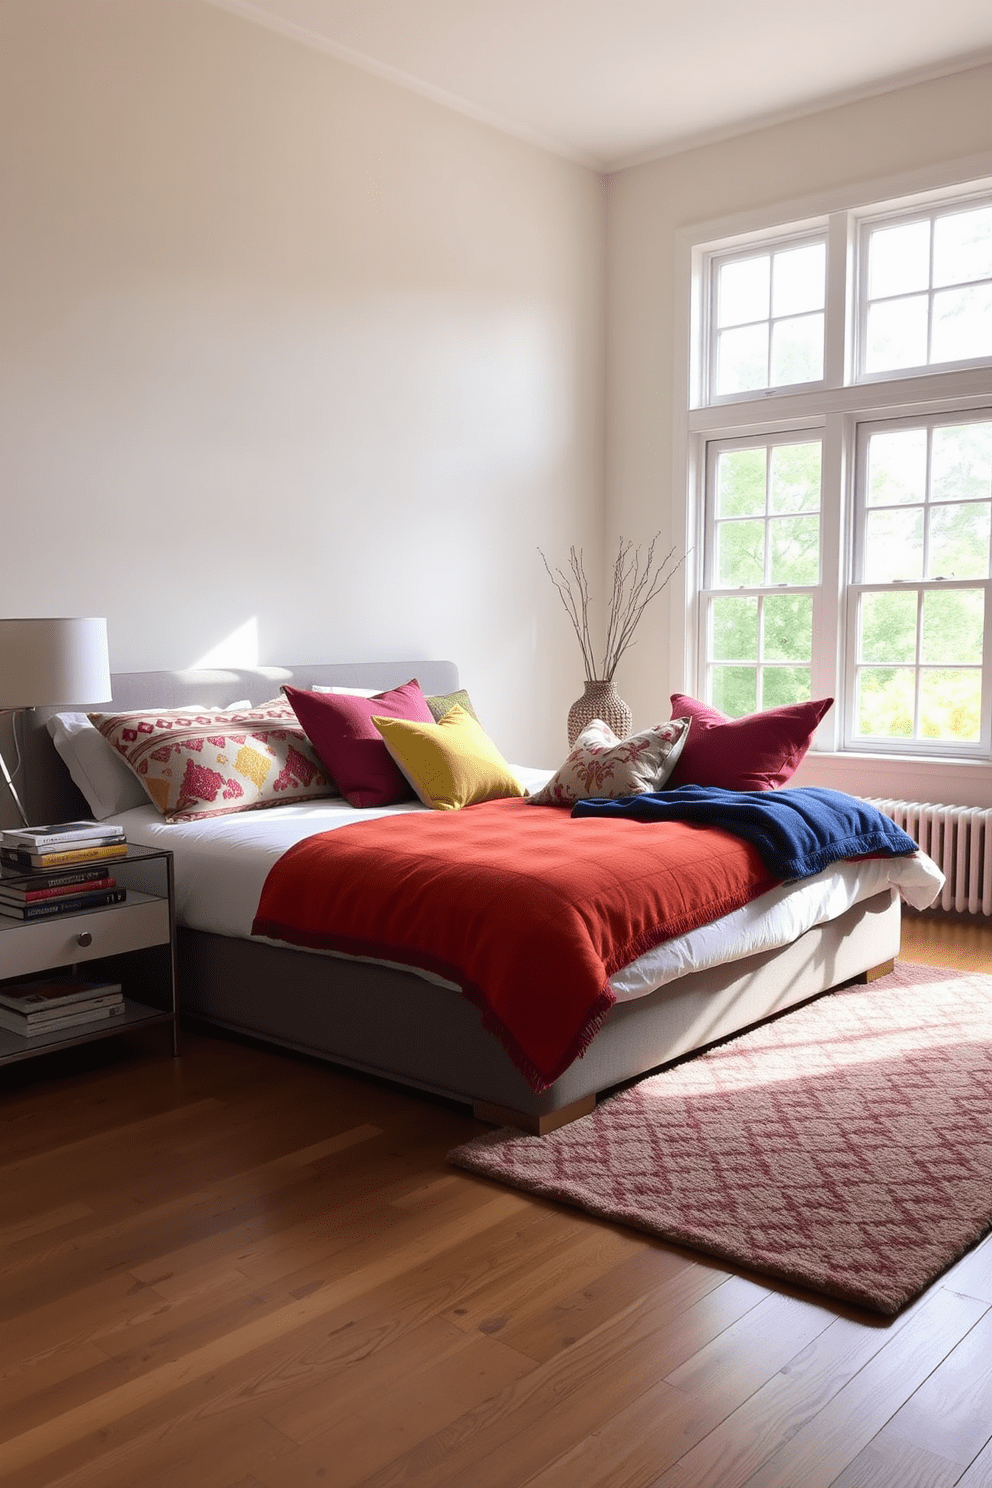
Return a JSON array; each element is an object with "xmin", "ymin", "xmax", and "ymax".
[
  {"xmin": 528, "ymin": 716, "xmax": 691, "ymax": 807},
  {"xmin": 88, "ymin": 701, "xmax": 338, "ymax": 822}
]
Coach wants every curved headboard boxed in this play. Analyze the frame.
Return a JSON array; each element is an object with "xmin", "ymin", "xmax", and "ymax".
[{"xmin": 13, "ymin": 660, "xmax": 459, "ymax": 827}]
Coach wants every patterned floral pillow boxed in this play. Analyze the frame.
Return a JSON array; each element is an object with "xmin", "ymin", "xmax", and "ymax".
[
  {"xmin": 528, "ymin": 716, "xmax": 691, "ymax": 807},
  {"xmin": 88, "ymin": 701, "xmax": 338, "ymax": 822}
]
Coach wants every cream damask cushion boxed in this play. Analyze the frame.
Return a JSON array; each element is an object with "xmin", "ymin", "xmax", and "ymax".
[
  {"xmin": 528, "ymin": 716, "xmax": 691, "ymax": 807},
  {"xmin": 88, "ymin": 701, "xmax": 338, "ymax": 822}
]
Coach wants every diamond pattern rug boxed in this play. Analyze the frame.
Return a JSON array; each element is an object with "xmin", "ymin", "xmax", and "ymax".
[{"xmin": 449, "ymin": 962, "xmax": 992, "ymax": 1314}]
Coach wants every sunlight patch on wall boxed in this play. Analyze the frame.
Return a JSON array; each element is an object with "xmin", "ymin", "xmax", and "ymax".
[{"xmin": 189, "ymin": 617, "xmax": 260, "ymax": 668}]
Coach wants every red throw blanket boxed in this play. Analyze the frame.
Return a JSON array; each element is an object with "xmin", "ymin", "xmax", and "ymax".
[{"xmin": 252, "ymin": 797, "xmax": 777, "ymax": 1091}]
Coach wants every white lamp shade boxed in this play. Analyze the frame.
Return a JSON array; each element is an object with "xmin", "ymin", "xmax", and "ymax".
[{"xmin": 0, "ymin": 617, "xmax": 112, "ymax": 708}]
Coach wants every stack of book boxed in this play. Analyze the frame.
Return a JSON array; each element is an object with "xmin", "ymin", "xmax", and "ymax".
[
  {"xmin": 0, "ymin": 977, "xmax": 125, "ymax": 1037},
  {"xmin": 0, "ymin": 821, "xmax": 128, "ymax": 921}
]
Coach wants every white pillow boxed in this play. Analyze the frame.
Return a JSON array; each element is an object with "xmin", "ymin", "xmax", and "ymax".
[
  {"xmin": 310, "ymin": 685, "xmax": 378, "ymax": 697},
  {"xmin": 48, "ymin": 704, "xmax": 251, "ymax": 819}
]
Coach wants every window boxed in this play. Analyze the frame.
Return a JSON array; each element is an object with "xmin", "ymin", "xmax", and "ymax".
[
  {"xmin": 710, "ymin": 236, "xmax": 826, "ymax": 397},
  {"xmin": 691, "ymin": 180, "xmax": 992, "ymax": 761}
]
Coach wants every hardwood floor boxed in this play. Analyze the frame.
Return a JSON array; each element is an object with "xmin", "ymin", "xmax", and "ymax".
[{"xmin": 2, "ymin": 915, "xmax": 991, "ymax": 1488}]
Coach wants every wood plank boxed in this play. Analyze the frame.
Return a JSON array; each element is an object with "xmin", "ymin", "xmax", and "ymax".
[
  {"xmin": 520, "ymin": 1291, "xmax": 835, "ymax": 1488},
  {"xmin": 732, "ymin": 1288, "xmax": 989, "ymax": 1488},
  {"xmin": 0, "ymin": 1192, "xmax": 527, "ymax": 1476},
  {"xmin": 257, "ymin": 1331, "xmax": 536, "ymax": 1487},
  {"xmin": 852, "ymin": 1304, "xmax": 992, "ymax": 1467},
  {"xmin": 956, "ymin": 1434, "xmax": 992, "ymax": 1487},
  {"xmin": 349, "ymin": 1273, "xmax": 764, "ymax": 1488},
  {"xmin": 649, "ymin": 1311, "xmax": 918, "ymax": 1488},
  {"xmin": 830, "ymin": 1438, "xmax": 960, "ymax": 1488},
  {"xmin": 503, "ymin": 1241, "xmax": 694, "ymax": 1362}
]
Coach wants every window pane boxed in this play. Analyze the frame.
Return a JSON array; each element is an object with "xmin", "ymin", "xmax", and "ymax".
[
  {"xmin": 860, "ymin": 590, "xmax": 917, "ymax": 664},
  {"xmin": 717, "ymin": 255, "xmax": 770, "ymax": 328},
  {"xmin": 769, "ymin": 515, "xmax": 819, "ymax": 584},
  {"xmin": 931, "ymin": 284, "xmax": 992, "ymax": 363},
  {"xmin": 772, "ymin": 243, "xmax": 826, "ymax": 317},
  {"xmin": 770, "ymin": 313, "xmax": 824, "ymax": 386},
  {"xmin": 855, "ymin": 668, "xmax": 915, "ymax": 736},
  {"xmin": 864, "ymin": 508, "xmax": 924, "ymax": 581},
  {"xmin": 868, "ymin": 219, "xmax": 930, "ymax": 299},
  {"xmin": 865, "ymin": 295, "xmax": 928, "ymax": 372},
  {"xmin": 920, "ymin": 669, "xmax": 982, "ymax": 741},
  {"xmin": 769, "ymin": 442, "xmax": 821, "ymax": 513},
  {"xmin": 763, "ymin": 666, "xmax": 811, "ymax": 708},
  {"xmin": 867, "ymin": 428, "xmax": 927, "ymax": 506},
  {"xmin": 716, "ymin": 520, "xmax": 765, "ymax": 586},
  {"xmin": 717, "ymin": 324, "xmax": 769, "ymax": 394},
  {"xmin": 711, "ymin": 666, "xmax": 757, "ymax": 716},
  {"xmin": 932, "ymin": 205, "xmax": 992, "ymax": 288},
  {"xmin": 763, "ymin": 593, "xmax": 812, "ymax": 662},
  {"xmin": 921, "ymin": 589, "xmax": 984, "ymax": 664},
  {"xmin": 716, "ymin": 447, "xmax": 766, "ymax": 517},
  {"xmin": 931, "ymin": 422, "xmax": 992, "ymax": 503},
  {"xmin": 711, "ymin": 596, "xmax": 758, "ymax": 660},
  {"xmin": 929, "ymin": 502, "xmax": 991, "ymax": 579}
]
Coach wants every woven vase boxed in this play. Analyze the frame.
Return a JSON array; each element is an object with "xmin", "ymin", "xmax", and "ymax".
[{"xmin": 567, "ymin": 679, "xmax": 632, "ymax": 747}]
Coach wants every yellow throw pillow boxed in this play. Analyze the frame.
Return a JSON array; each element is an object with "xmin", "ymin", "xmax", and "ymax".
[{"xmin": 371, "ymin": 705, "xmax": 524, "ymax": 811}]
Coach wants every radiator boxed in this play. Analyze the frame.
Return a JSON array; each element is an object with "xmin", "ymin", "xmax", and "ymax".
[{"xmin": 864, "ymin": 798, "xmax": 992, "ymax": 916}]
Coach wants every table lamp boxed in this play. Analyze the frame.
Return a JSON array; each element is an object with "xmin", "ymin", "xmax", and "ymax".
[{"xmin": 0, "ymin": 617, "xmax": 112, "ymax": 826}]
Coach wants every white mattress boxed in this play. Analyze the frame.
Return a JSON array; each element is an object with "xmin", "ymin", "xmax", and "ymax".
[{"xmin": 112, "ymin": 767, "xmax": 944, "ymax": 1003}]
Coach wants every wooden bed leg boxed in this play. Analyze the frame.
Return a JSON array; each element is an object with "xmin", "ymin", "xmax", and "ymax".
[
  {"xmin": 473, "ymin": 1093, "xmax": 596, "ymax": 1135},
  {"xmin": 856, "ymin": 958, "xmax": 895, "ymax": 983}
]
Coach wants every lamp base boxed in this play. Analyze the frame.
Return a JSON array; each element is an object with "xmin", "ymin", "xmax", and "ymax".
[{"xmin": 0, "ymin": 713, "xmax": 30, "ymax": 827}]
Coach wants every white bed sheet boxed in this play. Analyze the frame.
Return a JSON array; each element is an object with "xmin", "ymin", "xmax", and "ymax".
[{"xmin": 112, "ymin": 769, "xmax": 944, "ymax": 1004}]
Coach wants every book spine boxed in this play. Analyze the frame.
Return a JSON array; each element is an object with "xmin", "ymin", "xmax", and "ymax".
[
  {"xmin": 1, "ymin": 843, "xmax": 128, "ymax": 868},
  {"xmin": 0, "ymin": 1004, "xmax": 126, "ymax": 1037},
  {"xmin": 0, "ymin": 877, "xmax": 115, "ymax": 904},
  {"xmin": 0, "ymin": 889, "xmax": 127, "ymax": 920},
  {"xmin": 0, "ymin": 866, "xmax": 118, "ymax": 893}
]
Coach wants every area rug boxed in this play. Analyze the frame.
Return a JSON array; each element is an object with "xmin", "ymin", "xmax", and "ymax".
[{"xmin": 448, "ymin": 962, "xmax": 992, "ymax": 1314}]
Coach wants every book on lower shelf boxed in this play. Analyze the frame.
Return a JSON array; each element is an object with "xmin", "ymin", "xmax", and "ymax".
[
  {"xmin": 0, "ymin": 978, "xmax": 125, "ymax": 1038},
  {"xmin": 0, "ymin": 887, "xmax": 127, "ymax": 921},
  {"xmin": 0, "ymin": 874, "xmax": 117, "ymax": 904},
  {"xmin": 0, "ymin": 1002, "xmax": 127, "ymax": 1037}
]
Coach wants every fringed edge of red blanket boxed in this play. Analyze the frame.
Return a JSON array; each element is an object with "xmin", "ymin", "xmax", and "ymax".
[{"xmin": 250, "ymin": 916, "xmax": 617, "ymax": 1092}]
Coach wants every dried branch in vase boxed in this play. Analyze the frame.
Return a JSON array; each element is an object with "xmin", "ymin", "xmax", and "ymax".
[{"xmin": 539, "ymin": 535, "xmax": 683, "ymax": 683}]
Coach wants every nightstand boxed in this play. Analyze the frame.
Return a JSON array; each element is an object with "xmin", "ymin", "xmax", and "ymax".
[{"xmin": 0, "ymin": 844, "xmax": 177, "ymax": 1066}]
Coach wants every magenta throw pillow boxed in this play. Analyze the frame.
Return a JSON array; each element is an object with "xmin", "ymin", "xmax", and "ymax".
[
  {"xmin": 665, "ymin": 694, "xmax": 833, "ymax": 791},
  {"xmin": 283, "ymin": 679, "xmax": 435, "ymax": 807}
]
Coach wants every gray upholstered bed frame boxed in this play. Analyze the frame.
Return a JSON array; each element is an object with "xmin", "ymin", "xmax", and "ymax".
[{"xmin": 21, "ymin": 660, "xmax": 901, "ymax": 1133}]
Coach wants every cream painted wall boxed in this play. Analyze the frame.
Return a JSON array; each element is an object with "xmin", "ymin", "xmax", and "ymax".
[
  {"xmin": 605, "ymin": 64, "xmax": 992, "ymax": 800},
  {"xmin": 0, "ymin": 0, "xmax": 604, "ymax": 769}
]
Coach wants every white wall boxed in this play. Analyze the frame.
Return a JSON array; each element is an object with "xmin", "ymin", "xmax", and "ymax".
[
  {"xmin": 0, "ymin": 0, "xmax": 604, "ymax": 770},
  {"xmin": 606, "ymin": 64, "xmax": 992, "ymax": 803}
]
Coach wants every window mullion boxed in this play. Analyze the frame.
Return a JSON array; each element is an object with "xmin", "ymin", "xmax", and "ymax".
[{"xmin": 824, "ymin": 211, "xmax": 850, "ymax": 389}]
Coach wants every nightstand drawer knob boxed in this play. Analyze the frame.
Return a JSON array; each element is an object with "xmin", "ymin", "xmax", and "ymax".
[{"xmin": 76, "ymin": 932, "xmax": 93, "ymax": 948}]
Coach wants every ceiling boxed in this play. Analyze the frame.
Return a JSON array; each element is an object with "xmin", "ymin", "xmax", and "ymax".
[{"xmin": 207, "ymin": 0, "xmax": 992, "ymax": 170}]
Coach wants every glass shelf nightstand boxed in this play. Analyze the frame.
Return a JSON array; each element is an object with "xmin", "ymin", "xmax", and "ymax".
[{"xmin": 0, "ymin": 844, "xmax": 177, "ymax": 1066}]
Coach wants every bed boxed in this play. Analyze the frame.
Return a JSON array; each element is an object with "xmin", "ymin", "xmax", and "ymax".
[{"xmin": 25, "ymin": 660, "xmax": 940, "ymax": 1133}]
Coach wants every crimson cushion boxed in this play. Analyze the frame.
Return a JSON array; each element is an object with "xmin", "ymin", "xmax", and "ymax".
[
  {"xmin": 665, "ymin": 694, "xmax": 833, "ymax": 791},
  {"xmin": 283, "ymin": 680, "xmax": 434, "ymax": 808}
]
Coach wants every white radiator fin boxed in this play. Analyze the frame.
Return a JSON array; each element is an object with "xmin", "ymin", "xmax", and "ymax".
[{"xmin": 864, "ymin": 798, "xmax": 992, "ymax": 916}]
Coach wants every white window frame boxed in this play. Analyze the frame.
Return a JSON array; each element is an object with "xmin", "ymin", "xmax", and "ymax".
[
  {"xmin": 844, "ymin": 407, "xmax": 992, "ymax": 758},
  {"xmin": 854, "ymin": 187, "xmax": 992, "ymax": 386},
  {"xmin": 678, "ymin": 165, "xmax": 992, "ymax": 777},
  {"xmin": 705, "ymin": 228, "xmax": 829, "ymax": 406},
  {"xmin": 698, "ymin": 427, "xmax": 826, "ymax": 715}
]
